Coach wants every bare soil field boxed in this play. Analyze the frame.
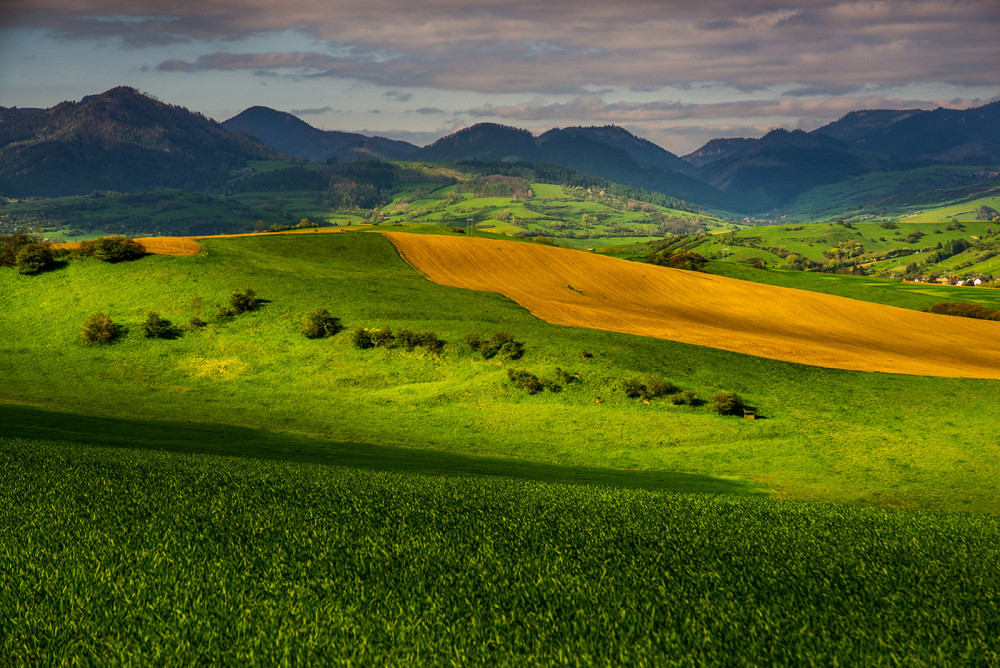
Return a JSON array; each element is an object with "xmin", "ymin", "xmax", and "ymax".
[{"xmin": 384, "ymin": 232, "xmax": 1000, "ymax": 379}]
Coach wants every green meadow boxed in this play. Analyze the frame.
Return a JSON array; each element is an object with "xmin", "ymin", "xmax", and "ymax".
[
  {"xmin": 3, "ymin": 231, "xmax": 1000, "ymax": 512},
  {"xmin": 5, "ymin": 229, "xmax": 1000, "ymax": 663}
]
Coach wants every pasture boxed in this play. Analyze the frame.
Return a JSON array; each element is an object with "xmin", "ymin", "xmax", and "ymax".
[{"xmin": 2, "ymin": 230, "xmax": 1000, "ymax": 512}]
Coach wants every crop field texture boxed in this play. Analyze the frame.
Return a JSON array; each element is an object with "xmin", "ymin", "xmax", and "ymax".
[
  {"xmin": 3, "ymin": 436, "xmax": 999, "ymax": 665},
  {"xmin": 384, "ymin": 232, "xmax": 1000, "ymax": 379}
]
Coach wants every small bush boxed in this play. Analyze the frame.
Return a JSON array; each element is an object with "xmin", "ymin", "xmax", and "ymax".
[
  {"xmin": 397, "ymin": 329, "xmax": 421, "ymax": 351},
  {"xmin": 580, "ymin": 350, "xmax": 593, "ymax": 359},
  {"xmin": 228, "ymin": 287, "xmax": 259, "ymax": 314},
  {"xmin": 464, "ymin": 333, "xmax": 484, "ymax": 352},
  {"xmin": 622, "ymin": 378, "xmax": 647, "ymax": 399},
  {"xmin": 81, "ymin": 312, "xmax": 118, "ymax": 345},
  {"xmin": 644, "ymin": 373, "xmax": 676, "ymax": 398},
  {"xmin": 141, "ymin": 311, "xmax": 177, "ymax": 339},
  {"xmin": 15, "ymin": 243, "xmax": 55, "ymax": 275},
  {"xmin": 506, "ymin": 368, "xmax": 554, "ymax": 394},
  {"xmin": 709, "ymin": 391, "xmax": 744, "ymax": 416},
  {"xmin": 669, "ymin": 390, "xmax": 699, "ymax": 406},
  {"xmin": 302, "ymin": 309, "xmax": 343, "ymax": 338},
  {"xmin": 350, "ymin": 328, "xmax": 374, "ymax": 349},
  {"xmin": 370, "ymin": 327, "xmax": 394, "ymax": 347},
  {"xmin": 418, "ymin": 332, "xmax": 444, "ymax": 354},
  {"xmin": 188, "ymin": 316, "xmax": 206, "ymax": 329},
  {"xmin": 468, "ymin": 332, "xmax": 526, "ymax": 360}
]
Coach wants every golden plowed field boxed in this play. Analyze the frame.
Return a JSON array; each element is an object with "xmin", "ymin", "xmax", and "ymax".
[{"xmin": 384, "ymin": 232, "xmax": 1000, "ymax": 379}]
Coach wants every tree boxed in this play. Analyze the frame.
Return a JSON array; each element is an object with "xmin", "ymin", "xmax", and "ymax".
[{"xmin": 253, "ymin": 220, "xmax": 267, "ymax": 233}]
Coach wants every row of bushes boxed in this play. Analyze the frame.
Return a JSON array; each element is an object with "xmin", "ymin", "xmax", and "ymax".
[
  {"xmin": 922, "ymin": 302, "xmax": 1000, "ymax": 321},
  {"xmin": 80, "ymin": 288, "xmax": 261, "ymax": 345},
  {"xmin": 507, "ymin": 367, "xmax": 579, "ymax": 394},
  {"xmin": 350, "ymin": 327, "xmax": 444, "ymax": 354},
  {"xmin": 620, "ymin": 373, "xmax": 746, "ymax": 414},
  {"xmin": 2, "ymin": 233, "xmax": 147, "ymax": 276}
]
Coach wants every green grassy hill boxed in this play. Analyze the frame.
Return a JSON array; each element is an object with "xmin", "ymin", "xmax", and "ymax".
[
  {"xmin": 3, "ymin": 230, "xmax": 1000, "ymax": 512},
  {"xmin": 5, "ymin": 229, "xmax": 1000, "ymax": 663}
]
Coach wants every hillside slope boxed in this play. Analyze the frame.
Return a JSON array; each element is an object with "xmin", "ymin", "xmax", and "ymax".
[
  {"xmin": 385, "ymin": 232, "xmax": 1000, "ymax": 379},
  {"xmin": 0, "ymin": 87, "xmax": 284, "ymax": 196}
]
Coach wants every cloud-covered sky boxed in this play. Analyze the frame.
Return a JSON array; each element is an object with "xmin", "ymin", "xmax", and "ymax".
[{"xmin": 2, "ymin": 0, "xmax": 998, "ymax": 153}]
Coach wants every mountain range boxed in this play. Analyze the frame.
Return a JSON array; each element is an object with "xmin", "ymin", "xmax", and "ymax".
[{"xmin": 1, "ymin": 87, "xmax": 997, "ymax": 213}]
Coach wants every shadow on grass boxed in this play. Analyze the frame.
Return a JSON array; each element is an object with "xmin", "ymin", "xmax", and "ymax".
[{"xmin": 0, "ymin": 401, "xmax": 764, "ymax": 496}]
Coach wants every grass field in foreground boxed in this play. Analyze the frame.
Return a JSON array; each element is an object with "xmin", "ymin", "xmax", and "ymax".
[
  {"xmin": 3, "ymin": 231, "xmax": 1000, "ymax": 511},
  {"xmin": 3, "ymin": 436, "xmax": 998, "ymax": 665}
]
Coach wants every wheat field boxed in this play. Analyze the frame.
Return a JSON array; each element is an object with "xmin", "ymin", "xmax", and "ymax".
[{"xmin": 384, "ymin": 232, "xmax": 1000, "ymax": 379}]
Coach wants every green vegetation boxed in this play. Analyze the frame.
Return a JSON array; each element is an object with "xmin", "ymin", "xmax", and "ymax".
[
  {"xmin": 301, "ymin": 308, "xmax": 343, "ymax": 338},
  {"xmin": 672, "ymin": 218, "xmax": 1000, "ymax": 281},
  {"xmin": 5, "ymin": 225, "xmax": 1000, "ymax": 663},
  {"xmin": 3, "ymin": 435, "xmax": 998, "ymax": 665},
  {"xmin": 3, "ymin": 231, "xmax": 1000, "ymax": 513}
]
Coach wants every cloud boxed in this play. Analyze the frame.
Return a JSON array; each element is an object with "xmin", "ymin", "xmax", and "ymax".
[
  {"xmin": 10, "ymin": 0, "xmax": 998, "ymax": 93},
  {"xmin": 290, "ymin": 106, "xmax": 332, "ymax": 115},
  {"xmin": 383, "ymin": 90, "xmax": 412, "ymax": 102},
  {"xmin": 465, "ymin": 92, "xmax": 991, "ymax": 125}
]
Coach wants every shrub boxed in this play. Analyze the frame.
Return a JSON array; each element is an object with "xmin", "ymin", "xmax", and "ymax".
[
  {"xmin": 79, "ymin": 236, "xmax": 146, "ymax": 263},
  {"xmin": 397, "ymin": 329, "xmax": 421, "ymax": 351},
  {"xmin": 468, "ymin": 332, "xmax": 525, "ymax": 360},
  {"xmin": 669, "ymin": 390, "xmax": 700, "ymax": 406},
  {"xmin": 507, "ymin": 368, "xmax": 549, "ymax": 394},
  {"xmin": 228, "ymin": 287, "xmax": 259, "ymax": 314},
  {"xmin": 1, "ymin": 233, "xmax": 38, "ymax": 267},
  {"xmin": 15, "ymin": 243, "xmax": 55, "ymax": 275},
  {"xmin": 141, "ymin": 311, "xmax": 177, "ymax": 339},
  {"xmin": 370, "ymin": 327, "xmax": 394, "ymax": 347},
  {"xmin": 709, "ymin": 391, "xmax": 744, "ymax": 416},
  {"xmin": 81, "ymin": 312, "xmax": 118, "ymax": 345},
  {"xmin": 644, "ymin": 373, "xmax": 676, "ymax": 398},
  {"xmin": 301, "ymin": 309, "xmax": 343, "ymax": 338},
  {"xmin": 622, "ymin": 378, "xmax": 647, "ymax": 398},
  {"xmin": 464, "ymin": 333, "xmax": 484, "ymax": 352},
  {"xmin": 350, "ymin": 328, "xmax": 374, "ymax": 349},
  {"xmin": 188, "ymin": 316, "xmax": 206, "ymax": 329},
  {"xmin": 418, "ymin": 332, "xmax": 444, "ymax": 355}
]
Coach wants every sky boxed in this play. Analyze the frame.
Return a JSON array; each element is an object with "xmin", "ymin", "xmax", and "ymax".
[{"xmin": 1, "ymin": 0, "xmax": 998, "ymax": 155}]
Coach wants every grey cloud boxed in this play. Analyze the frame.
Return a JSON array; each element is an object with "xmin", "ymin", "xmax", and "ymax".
[
  {"xmin": 16, "ymin": 0, "xmax": 1000, "ymax": 94},
  {"xmin": 384, "ymin": 90, "xmax": 413, "ymax": 102},
  {"xmin": 290, "ymin": 106, "xmax": 333, "ymax": 115},
  {"xmin": 408, "ymin": 107, "xmax": 446, "ymax": 115}
]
